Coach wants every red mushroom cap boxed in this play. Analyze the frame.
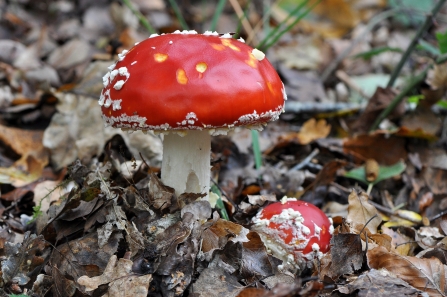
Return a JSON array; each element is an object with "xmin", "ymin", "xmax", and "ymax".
[
  {"xmin": 99, "ymin": 31, "xmax": 286, "ymax": 133},
  {"xmin": 252, "ymin": 198, "xmax": 333, "ymax": 268}
]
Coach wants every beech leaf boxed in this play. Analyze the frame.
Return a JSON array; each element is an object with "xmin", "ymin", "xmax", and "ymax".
[
  {"xmin": 367, "ymin": 246, "xmax": 446, "ymax": 296},
  {"xmin": 347, "ymin": 190, "xmax": 381, "ymax": 234}
]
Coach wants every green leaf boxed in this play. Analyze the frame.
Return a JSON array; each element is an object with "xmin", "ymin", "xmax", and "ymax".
[
  {"xmin": 345, "ymin": 160, "xmax": 406, "ymax": 185},
  {"xmin": 407, "ymin": 94, "xmax": 424, "ymax": 104},
  {"xmin": 210, "ymin": 184, "xmax": 229, "ymax": 221},
  {"xmin": 436, "ymin": 99, "xmax": 447, "ymax": 109},
  {"xmin": 436, "ymin": 30, "xmax": 447, "ymax": 54},
  {"xmin": 351, "ymin": 47, "xmax": 403, "ymax": 60}
]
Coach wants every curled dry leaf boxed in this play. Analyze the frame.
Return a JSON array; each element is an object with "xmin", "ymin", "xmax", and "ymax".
[
  {"xmin": 347, "ymin": 190, "xmax": 381, "ymax": 234},
  {"xmin": 78, "ymin": 255, "xmax": 151, "ymax": 296},
  {"xmin": 367, "ymin": 246, "xmax": 446, "ymax": 296},
  {"xmin": 201, "ymin": 219, "xmax": 249, "ymax": 261}
]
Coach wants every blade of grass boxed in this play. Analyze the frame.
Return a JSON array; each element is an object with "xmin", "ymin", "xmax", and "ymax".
[
  {"xmin": 211, "ymin": 184, "xmax": 229, "ymax": 220},
  {"xmin": 210, "ymin": 0, "xmax": 227, "ymax": 31},
  {"xmin": 262, "ymin": 0, "xmax": 321, "ymax": 51},
  {"xmin": 167, "ymin": 0, "xmax": 189, "ymax": 30},
  {"xmin": 251, "ymin": 130, "xmax": 263, "ymax": 172},
  {"xmin": 122, "ymin": 0, "xmax": 156, "ymax": 34},
  {"xmin": 229, "ymin": 0, "xmax": 255, "ymax": 42},
  {"xmin": 257, "ymin": 0, "xmax": 309, "ymax": 50}
]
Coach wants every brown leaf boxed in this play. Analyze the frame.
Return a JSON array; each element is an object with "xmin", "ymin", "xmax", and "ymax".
[
  {"xmin": 440, "ymin": 214, "xmax": 447, "ymax": 235},
  {"xmin": 0, "ymin": 124, "xmax": 49, "ymax": 186},
  {"xmin": 426, "ymin": 62, "xmax": 447, "ymax": 92},
  {"xmin": 190, "ymin": 266, "xmax": 243, "ymax": 297},
  {"xmin": 352, "ymin": 87, "xmax": 401, "ymax": 133},
  {"xmin": 382, "ymin": 226, "xmax": 418, "ymax": 256},
  {"xmin": 343, "ymin": 133, "xmax": 406, "ymax": 165},
  {"xmin": 399, "ymin": 110, "xmax": 442, "ymax": 139},
  {"xmin": 367, "ymin": 246, "xmax": 446, "ymax": 296},
  {"xmin": 422, "ymin": 167, "xmax": 447, "ymax": 195},
  {"xmin": 337, "ymin": 268, "xmax": 424, "ymax": 297},
  {"xmin": 78, "ymin": 254, "xmax": 152, "ymax": 296},
  {"xmin": 239, "ymin": 232, "xmax": 273, "ymax": 283},
  {"xmin": 347, "ymin": 190, "xmax": 381, "ymax": 234},
  {"xmin": 313, "ymin": 159, "xmax": 347, "ymax": 187},
  {"xmin": 329, "ymin": 233, "xmax": 363, "ymax": 279},
  {"xmin": 296, "ymin": 118, "xmax": 331, "ymax": 144},
  {"xmin": 148, "ymin": 171, "xmax": 174, "ymax": 211},
  {"xmin": 201, "ymin": 219, "xmax": 249, "ymax": 260}
]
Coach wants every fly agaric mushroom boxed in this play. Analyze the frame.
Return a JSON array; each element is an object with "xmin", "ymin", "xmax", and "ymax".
[
  {"xmin": 252, "ymin": 197, "xmax": 333, "ymax": 271},
  {"xmin": 99, "ymin": 30, "xmax": 286, "ymax": 198}
]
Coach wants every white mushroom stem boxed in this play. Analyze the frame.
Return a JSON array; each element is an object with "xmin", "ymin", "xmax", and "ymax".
[{"xmin": 161, "ymin": 130, "xmax": 211, "ymax": 198}]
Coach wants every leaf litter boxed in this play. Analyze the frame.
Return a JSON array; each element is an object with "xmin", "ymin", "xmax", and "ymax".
[{"xmin": 2, "ymin": 0, "xmax": 447, "ymax": 296}]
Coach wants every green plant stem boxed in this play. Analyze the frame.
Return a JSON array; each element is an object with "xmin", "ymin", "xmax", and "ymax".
[
  {"xmin": 167, "ymin": 0, "xmax": 189, "ymax": 30},
  {"xmin": 210, "ymin": 0, "xmax": 227, "ymax": 31},
  {"xmin": 122, "ymin": 0, "xmax": 156, "ymax": 34},
  {"xmin": 370, "ymin": 67, "xmax": 428, "ymax": 131},
  {"xmin": 251, "ymin": 130, "xmax": 262, "ymax": 171},
  {"xmin": 387, "ymin": 0, "xmax": 447, "ymax": 88}
]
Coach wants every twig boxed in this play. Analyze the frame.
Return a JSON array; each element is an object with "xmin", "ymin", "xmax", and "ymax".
[
  {"xmin": 121, "ymin": 0, "xmax": 156, "ymax": 34},
  {"xmin": 387, "ymin": 0, "xmax": 447, "ymax": 88},
  {"xmin": 291, "ymin": 148, "xmax": 319, "ymax": 171}
]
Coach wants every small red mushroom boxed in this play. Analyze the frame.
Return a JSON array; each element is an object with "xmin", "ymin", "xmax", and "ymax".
[
  {"xmin": 99, "ymin": 30, "xmax": 286, "ymax": 199},
  {"xmin": 252, "ymin": 197, "xmax": 333, "ymax": 270}
]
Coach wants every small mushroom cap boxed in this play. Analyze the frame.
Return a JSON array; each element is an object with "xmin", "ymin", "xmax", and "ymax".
[
  {"xmin": 100, "ymin": 31, "xmax": 286, "ymax": 132},
  {"xmin": 252, "ymin": 199, "xmax": 333, "ymax": 266}
]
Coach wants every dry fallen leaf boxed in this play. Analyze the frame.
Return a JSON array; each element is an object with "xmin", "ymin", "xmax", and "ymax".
[
  {"xmin": 297, "ymin": 118, "xmax": 331, "ymax": 144},
  {"xmin": 343, "ymin": 133, "xmax": 407, "ymax": 166},
  {"xmin": 77, "ymin": 255, "xmax": 151, "ymax": 296},
  {"xmin": 367, "ymin": 246, "xmax": 446, "ymax": 296},
  {"xmin": 337, "ymin": 268, "xmax": 424, "ymax": 296},
  {"xmin": 0, "ymin": 124, "xmax": 49, "ymax": 186},
  {"xmin": 352, "ymin": 87, "xmax": 400, "ymax": 134},
  {"xmin": 329, "ymin": 233, "xmax": 363, "ymax": 279},
  {"xmin": 347, "ymin": 190, "xmax": 381, "ymax": 234}
]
